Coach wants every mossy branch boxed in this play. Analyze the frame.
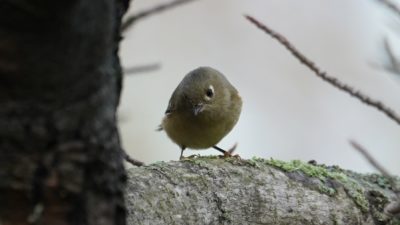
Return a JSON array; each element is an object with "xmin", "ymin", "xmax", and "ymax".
[{"xmin": 125, "ymin": 157, "xmax": 399, "ymax": 225}]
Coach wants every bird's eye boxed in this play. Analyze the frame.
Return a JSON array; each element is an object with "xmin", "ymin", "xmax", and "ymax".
[
  {"xmin": 206, "ymin": 87, "xmax": 214, "ymax": 98},
  {"xmin": 204, "ymin": 85, "xmax": 214, "ymax": 101}
]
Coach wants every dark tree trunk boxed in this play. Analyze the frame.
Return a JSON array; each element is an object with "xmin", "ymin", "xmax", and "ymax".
[{"xmin": 0, "ymin": 1, "xmax": 129, "ymax": 224}]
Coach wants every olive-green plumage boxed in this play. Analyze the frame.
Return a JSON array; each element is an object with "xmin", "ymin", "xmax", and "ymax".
[{"xmin": 160, "ymin": 67, "xmax": 242, "ymax": 158}]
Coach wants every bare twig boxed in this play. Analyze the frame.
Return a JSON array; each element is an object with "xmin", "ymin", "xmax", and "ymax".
[
  {"xmin": 384, "ymin": 38, "xmax": 399, "ymax": 72},
  {"xmin": 349, "ymin": 140, "xmax": 393, "ymax": 179},
  {"xmin": 124, "ymin": 63, "xmax": 161, "ymax": 75},
  {"xmin": 375, "ymin": 0, "xmax": 400, "ymax": 77},
  {"xmin": 376, "ymin": 0, "xmax": 400, "ymax": 18},
  {"xmin": 245, "ymin": 15, "xmax": 400, "ymax": 126},
  {"xmin": 121, "ymin": 148, "xmax": 145, "ymax": 167},
  {"xmin": 349, "ymin": 140, "xmax": 400, "ymax": 215},
  {"xmin": 122, "ymin": 0, "xmax": 197, "ymax": 32},
  {"xmin": 381, "ymin": 38, "xmax": 400, "ymax": 75}
]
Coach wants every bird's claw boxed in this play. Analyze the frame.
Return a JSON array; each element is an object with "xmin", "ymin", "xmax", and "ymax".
[
  {"xmin": 220, "ymin": 143, "xmax": 240, "ymax": 159},
  {"xmin": 180, "ymin": 154, "xmax": 200, "ymax": 160},
  {"xmin": 219, "ymin": 152, "xmax": 241, "ymax": 159}
]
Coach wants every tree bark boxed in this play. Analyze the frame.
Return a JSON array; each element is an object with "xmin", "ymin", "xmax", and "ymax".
[
  {"xmin": 126, "ymin": 157, "xmax": 399, "ymax": 225},
  {"xmin": 0, "ymin": 1, "xmax": 129, "ymax": 224}
]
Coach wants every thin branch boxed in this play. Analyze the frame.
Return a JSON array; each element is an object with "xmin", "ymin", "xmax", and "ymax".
[
  {"xmin": 384, "ymin": 38, "xmax": 399, "ymax": 72},
  {"xmin": 122, "ymin": 0, "xmax": 197, "ymax": 32},
  {"xmin": 124, "ymin": 63, "xmax": 161, "ymax": 75},
  {"xmin": 121, "ymin": 148, "xmax": 145, "ymax": 167},
  {"xmin": 380, "ymin": 38, "xmax": 400, "ymax": 75},
  {"xmin": 349, "ymin": 140, "xmax": 400, "ymax": 215},
  {"xmin": 376, "ymin": 0, "xmax": 400, "ymax": 18},
  {"xmin": 349, "ymin": 140, "xmax": 393, "ymax": 179},
  {"xmin": 375, "ymin": 0, "xmax": 400, "ymax": 76},
  {"xmin": 245, "ymin": 15, "xmax": 400, "ymax": 126}
]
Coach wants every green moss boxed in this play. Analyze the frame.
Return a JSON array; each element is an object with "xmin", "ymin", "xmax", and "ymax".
[
  {"xmin": 345, "ymin": 185, "xmax": 369, "ymax": 212},
  {"xmin": 170, "ymin": 156, "xmax": 372, "ymax": 212},
  {"xmin": 190, "ymin": 158, "xmax": 211, "ymax": 167},
  {"xmin": 367, "ymin": 190, "xmax": 395, "ymax": 223},
  {"xmin": 250, "ymin": 157, "xmax": 369, "ymax": 212},
  {"xmin": 253, "ymin": 158, "xmax": 346, "ymax": 182},
  {"xmin": 364, "ymin": 173, "xmax": 393, "ymax": 189},
  {"xmin": 183, "ymin": 155, "xmax": 243, "ymax": 167},
  {"xmin": 318, "ymin": 185, "xmax": 336, "ymax": 196},
  {"xmin": 388, "ymin": 218, "xmax": 400, "ymax": 225},
  {"xmin": 148, "ymin": 161, "xmax": 168, "ymax": 167},
  {"xmin": 246, "ymin": 159, "xmax": 260, "ymax": 168},
  {"xmin": 330, "ymin": 213, "xmax": 339, "ymax": 225}
]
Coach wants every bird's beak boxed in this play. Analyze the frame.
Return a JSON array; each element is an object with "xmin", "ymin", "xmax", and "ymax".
[{"xmin": 192, "ymin": 103, "xmax": 204, "ymax": 116}]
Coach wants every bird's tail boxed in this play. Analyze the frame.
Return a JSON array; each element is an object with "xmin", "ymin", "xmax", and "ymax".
[{"xmin": 156, "ymin": 124, "xmax": 163, "ymax": 131}]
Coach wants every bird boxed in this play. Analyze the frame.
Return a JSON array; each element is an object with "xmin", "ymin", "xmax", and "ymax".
[{"xmin": 159, "ymin": 66, "xmax": 242, "ymax": 159}]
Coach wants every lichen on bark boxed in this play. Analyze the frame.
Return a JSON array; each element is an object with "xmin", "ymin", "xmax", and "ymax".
[{"xmin": 126, "ymin": 157, "xmax": 400, "ymax": 225}]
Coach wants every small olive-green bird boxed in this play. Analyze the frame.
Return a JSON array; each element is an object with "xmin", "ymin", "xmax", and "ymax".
[{"xmin": 159, "ymin": 67, "xmax": 242, "ymax": 159}]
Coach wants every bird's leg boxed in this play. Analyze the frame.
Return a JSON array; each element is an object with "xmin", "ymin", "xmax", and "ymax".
[
  {"xmin": 213, "ymin": 145, "xmax": 227, "ymax": 154},
  {"xmin": 179, "ymin": 146, "xmax": 199, "ymax": 160},
  {"xmin": 213, "ymin": 143, "xmax": 239, "ymax": 158},
  {"xmin": 179, "ymin": 146, "xmax": 185, "ymax": 160}
]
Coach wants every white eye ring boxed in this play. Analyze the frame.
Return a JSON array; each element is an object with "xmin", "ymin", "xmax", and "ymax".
[{"xmin": 204, "ymin": 85, "xmax": 214, "ymax": 101}]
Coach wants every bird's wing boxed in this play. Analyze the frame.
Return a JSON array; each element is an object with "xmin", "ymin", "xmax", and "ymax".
[
  {"xmin": 165, "ymin": 87, "xmax": 180, "ymax": 115},
  {"xmin": 156, "ymin": 124, "xmax": 163, "ymax": 131},
  {"xmin": 158, "ymin": 86, "xmax": 180, "ymax": 131},
  {"xmin": 157, "ymin": 97, "xmax": 175, "ymax": 132},
  {"xmin": 165, "ymin": 101, "xmax": 174, "ymax": 115}
]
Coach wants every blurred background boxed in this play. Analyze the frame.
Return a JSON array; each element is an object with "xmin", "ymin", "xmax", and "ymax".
[{"xmin": 119, "ymin": 0, "xmax": 400, "ymax": 174}]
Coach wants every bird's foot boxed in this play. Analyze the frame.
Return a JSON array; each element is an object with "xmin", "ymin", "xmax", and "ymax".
[
  {"xmin": 219, "ymin": 152, "xmax": 241, "ymax": 159},
  {"xmin": 179, "ymin": 154, "xmax": 200, "ymax": 160},
  {"xmin": 219, "ymin": 143, "xmax": 240, "ymax": 159}
]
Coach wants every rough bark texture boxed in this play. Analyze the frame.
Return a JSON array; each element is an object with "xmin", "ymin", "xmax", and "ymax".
[
  {"xmin": 126, "ymin": 157, "xmax": 400, "ymax": 225},
  {"xmin": 0, "ymin": 1, "xmax": 129, "ymax": 224}
]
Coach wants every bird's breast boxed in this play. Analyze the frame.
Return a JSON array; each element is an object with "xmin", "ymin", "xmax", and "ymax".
[{"xmin": 162, "ymin": 108, "xmax": 238, "ymax": 149}]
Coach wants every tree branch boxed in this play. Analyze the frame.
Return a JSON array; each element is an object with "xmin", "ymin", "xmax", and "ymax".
[
  {"xmin": 382, "ymin": 38, "xmax": 400, "ymax": 75},
  {"xmin": 121, "ymin": 149, "xmax": 144, "ymax": 167},
  {"xmin": 126, "ymin": 158, "xmax": 400, "ymax": 224},
  {"xmin": 122, "ymin": 0, "xmax": 197, "ymax": 32},
  {"xmin": 376, "ymin": 0, "xmax": 400, "ymax": 18},
  {"xmin": 350, "ymin": 140, "xmax": 400, "ymax": 215},
  {"xmin": 244, "ymin": 15, "xmax": 400, "ymax": 126},
  {"xmin": 349, "ymin": 140, "xmax": 393, "ymax": 180},
  {"xmin": 124, "ymin": 63, "xmax": 160, "ymax": 75}
]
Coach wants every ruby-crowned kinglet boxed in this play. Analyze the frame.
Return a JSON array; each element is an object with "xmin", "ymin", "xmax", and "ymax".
[{"xmin": 159, "ymin": 67, "xmax": 242, "ymax": 159}]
